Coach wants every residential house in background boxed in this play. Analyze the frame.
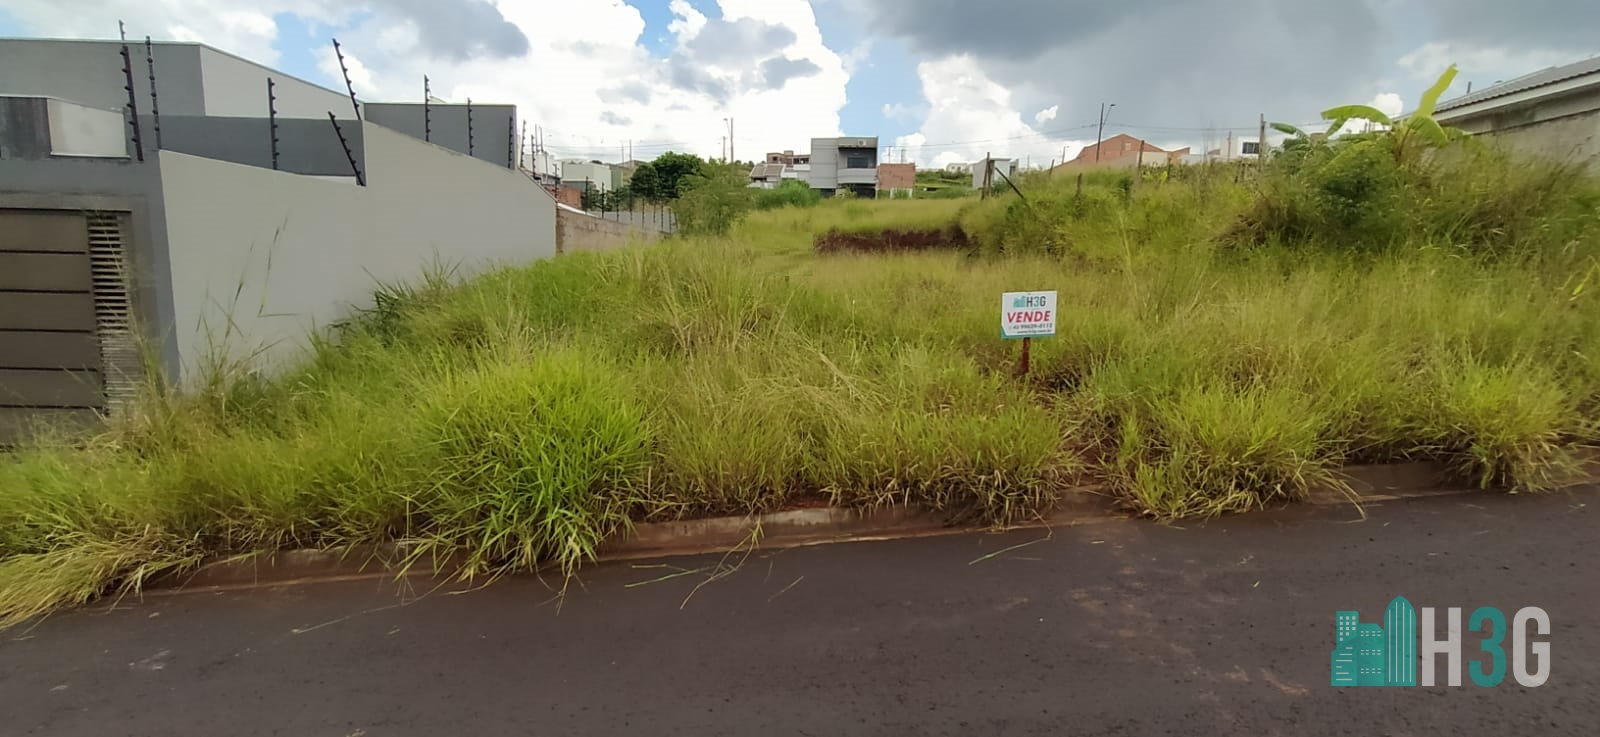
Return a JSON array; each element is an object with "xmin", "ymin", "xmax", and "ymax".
[
  {"xmin": 749, "ymin": 162, "xmax": 787, "ymax": 188},
  {"xmin": 876, "ymin": 162, "xmax": 915, "ymax": 198},
  {"xmin": 751, "ymin": 149, "xmax": 812, "ymax": 188},
  {"xmin": 1434, "ymin": 56, "xmax": 1600, "ymax": 171},
  {"xmin": 0, "ymin": 37, "xmax": 556, "ymax": 443},
  {"xmin": 766, "ymin": 150, "xmax": 810, "ymax": 166},
  {"xmin": 943, "ymin": 162, "xmax": 973, "ymax": 175},
  {"xmin": 807, "ymin": 136, "xmax": 879, "ymax": 197},
  {"xmin": 1201, "ymin": 133, "xmax": 1259, "ymax": 162},
  {"xmin": 1051, "ymin": 134, "xmax": 1193, "ymax": 174}
]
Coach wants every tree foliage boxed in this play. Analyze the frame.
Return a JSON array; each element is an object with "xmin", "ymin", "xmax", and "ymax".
[
  {"xmin": 627, "ymin": 151, "xmax": 707, "ymax": 202},
  {"xmin": 672, "ymin": 165, "xmax": 755, "ymax": 236}
]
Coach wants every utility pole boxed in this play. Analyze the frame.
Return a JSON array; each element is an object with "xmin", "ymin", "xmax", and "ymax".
[
  {"xmin": 1095, "ymin": 102, "xmax": 1115, "ymax": 161},
  {"xmin": 1133, "ymin": 140, "xmax": 1144, "ymax": 196},
  {"xmin": 729, "ymin": 117, "xmax": 734, "ymax": 162},
  {"xmin": 1258, "ymin": 113, "xmax": 1267, "ymax": 170},
  {"xmin": 721, "ymin": 135, "xmax": 726, "ymax": 163}
]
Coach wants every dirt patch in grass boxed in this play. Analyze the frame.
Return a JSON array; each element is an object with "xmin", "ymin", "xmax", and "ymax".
[{"xmin": 813, "ymin": 226, "xmax": 971, "ymax": 254}]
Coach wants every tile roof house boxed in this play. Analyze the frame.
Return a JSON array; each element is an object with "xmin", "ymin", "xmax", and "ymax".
[{"xmin": 1050, "ymin": 134, "xmax": 1193, "ymax": 174}]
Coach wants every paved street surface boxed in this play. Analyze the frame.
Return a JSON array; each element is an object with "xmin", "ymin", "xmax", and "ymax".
[{"xmin": 2, "ymin": 492, "xmax": 1596, "ymax": 736}]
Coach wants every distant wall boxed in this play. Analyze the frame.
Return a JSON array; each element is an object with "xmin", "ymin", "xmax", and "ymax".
[
  {"xmin": 549, "ymin": 185, "xmax": 583, "ymax": 208},
  {"xmin": 556, "ymin": 208, "xmax": 662, "ymax": 254},
  {"xmin": 0, "ymin": 40, "xmax": 348, "ymax": 120},
  {"xmin": 140, "ymin": 114, "xmax": 367, "ymax": 176},
  {"xmin": 158, "ymin": 122, "xmax": 555, "ymax": 379},
  {"xmin": 560, "ymin": 161, "xmax": 613, "ymax": 192},
  {"xmin": 0, "ymin": 40, "xmax": 206, "ymax": 115},
  {"xmin": 197, "ymin": 46, "xmax": 349, "ymax": 119},
  {"xmin": 1487, "ymin": 109, "xmax": 1600, "ymax": 171},
  {"xmin": 1447, "ymin": 91, "xmax": 1600, "ymax": 172},
  {"xmin": 364, "ymin": 102, "xmax": 517, "ymax": 169},
  {"xmin": 877, "ymin": 163, "xmax": 915, "ymax": 189}
]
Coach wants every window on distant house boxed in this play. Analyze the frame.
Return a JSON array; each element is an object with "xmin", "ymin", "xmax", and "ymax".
[
  {"xmin": 1242, "ymin": 141, "xmax": 1261, "ymax": 154},
  {"xmin": 846, "ymin": 155, "xmax": 870, "ymax": 169}
]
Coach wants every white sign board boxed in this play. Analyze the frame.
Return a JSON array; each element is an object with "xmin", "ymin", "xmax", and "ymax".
[{"xmin": 1001, "ymin": 291, "xmax": 1057, "ymax": 339}]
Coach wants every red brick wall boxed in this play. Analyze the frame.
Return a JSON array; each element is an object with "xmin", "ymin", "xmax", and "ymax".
[
  {"xmin": 546, "ymin": 185, "xmax": 583, "ymax": 208},
  {"xmin": 877, "ymin": 163, "xmax": 915, "ymax": 189}
]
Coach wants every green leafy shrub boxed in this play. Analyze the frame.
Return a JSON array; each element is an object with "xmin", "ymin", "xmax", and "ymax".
[{"xmin": 754, "ymin": 179, "xmax": 823, "ymax": 210}]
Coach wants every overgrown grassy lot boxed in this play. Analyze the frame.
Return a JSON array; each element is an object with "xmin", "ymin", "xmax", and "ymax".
[{"xmin": 3, "ymin": 136, "xmax": 1599, "ymax": 625}]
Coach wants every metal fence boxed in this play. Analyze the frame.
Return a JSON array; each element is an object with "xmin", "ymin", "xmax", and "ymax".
[{"xmin": 584, "ymin": 205, "xmax": 677, "ymax": 234}]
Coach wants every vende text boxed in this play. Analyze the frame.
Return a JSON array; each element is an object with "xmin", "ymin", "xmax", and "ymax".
[{"xmin": 1006, "ymin": 310, "xmax": 1052, "ymax": 323}]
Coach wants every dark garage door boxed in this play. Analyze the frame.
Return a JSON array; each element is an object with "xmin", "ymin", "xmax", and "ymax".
[{"xmin": 0, "ymin": 209, "xmax": 135, "ymax": 445}]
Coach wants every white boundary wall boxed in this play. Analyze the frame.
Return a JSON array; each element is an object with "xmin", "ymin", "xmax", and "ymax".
[{"xmin": 158, "ymin": 123, "xmax": 556, "ymax": 379}]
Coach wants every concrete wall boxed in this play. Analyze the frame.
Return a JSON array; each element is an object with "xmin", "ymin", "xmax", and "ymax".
[
  {"xmin": 364, "ymin": 102, "xmax": 518, "ymax": 169},
  {"xmin": 196, "ymin": 46, "xmax": 348, "ymax": 119},
  {"xmin": 46, "ymin": 99, "xmax": 126, "ymax": 157},
  {"xmin": 1486, "ymin": 109, "xmax": 1600, "ymax": 170},
  {"xmin": 0, "ymin": 40, "xmax": 349, "ymax": 120},
  {"xmin": 156, "ymin": 122, "xmax": 555, "ymax": 378},
  {"xmin": 808, "ymin": 138, "xmax": 839, "ymax": 190},
  {"xmin": 0, "ymin": 97, "xmax": 54, "ymax": 158},
  {"xmin": 556, "ymin": 207, "xmax": 663, "ymax": 254},
  {"xmin": 1445, "ymin": 90, "xmax": 1600, "ymax": 171},
  {"xmin": 141, "ymin": 114, "xmax": 367, "ymax": 176},
  {"xmin": 0, "ymin": 40, "xmax": 206, "ymax": 115}
]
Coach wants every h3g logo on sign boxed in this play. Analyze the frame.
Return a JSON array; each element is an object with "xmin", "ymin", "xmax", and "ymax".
[{"xmin": 1330, "ymin": 597, "xmax": 1551, "ymax": 688}]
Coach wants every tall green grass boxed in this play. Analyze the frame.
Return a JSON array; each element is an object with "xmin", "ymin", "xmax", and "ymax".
[{"xmin": 2, "ymin": 148, "xmax": 1598, "ymax": 625}]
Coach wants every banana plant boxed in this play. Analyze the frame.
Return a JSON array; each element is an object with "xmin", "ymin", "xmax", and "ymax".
[
  {"xmin": 1269, "ymin": 121, "xmax": 1319, "ymax": 153},
  {"xmin": 1317, "ymin": 65, "xmax": 1466, "ymax": 161}
]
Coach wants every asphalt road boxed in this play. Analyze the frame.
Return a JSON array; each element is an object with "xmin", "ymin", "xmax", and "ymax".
[{"xmin": 2, "ymin": 492, "xmax": 1596, "ymax": 736}]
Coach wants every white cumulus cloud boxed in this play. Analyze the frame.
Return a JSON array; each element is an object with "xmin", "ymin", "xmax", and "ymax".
[
  {"xmin": 3, "ymin": 0, "xmax": 850, "ymax": 164},
  {"xmin": 893, "ymin": 56, "xmax": 1086, "ymax": 169}
]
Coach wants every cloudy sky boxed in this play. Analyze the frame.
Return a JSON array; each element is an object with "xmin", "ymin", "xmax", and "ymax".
[{"xmin": 2, "ymin": 0, "xmax": 1595, "ymax": 167}]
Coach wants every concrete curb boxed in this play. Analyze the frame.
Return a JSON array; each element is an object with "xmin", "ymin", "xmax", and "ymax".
[{"xmin": 156, "ymin": 461, "xmax": 1590, "ymax": 592}]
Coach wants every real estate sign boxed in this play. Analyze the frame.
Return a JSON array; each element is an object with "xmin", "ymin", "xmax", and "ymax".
[{"xmin": 1001, "ymin": 291, "xmax": 1057, "ymax": 338}]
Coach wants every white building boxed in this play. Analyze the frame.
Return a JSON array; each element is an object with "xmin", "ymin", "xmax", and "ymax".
[
  {"xmin": 528, "ymin": 150, "xmax": 563, "ymax": 182},
  {"xmin": 560, "ymin": 159, "xmax": 612, "ymax": 193}
]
